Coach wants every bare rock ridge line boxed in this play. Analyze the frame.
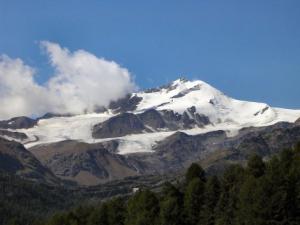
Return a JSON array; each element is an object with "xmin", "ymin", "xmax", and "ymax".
[{"xmin": 0, "ymin": 113, "xmax": 74, "ymax": 130}]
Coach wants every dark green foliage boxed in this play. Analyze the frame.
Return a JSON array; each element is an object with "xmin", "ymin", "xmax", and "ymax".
[
  {"xmin": 215, "ymin": 164, "xmax": 246, "ymax": 225},
  {"xmin": 185, "ymin": 163, "xmax": 206, "ymax": 184},
  {"xmin": 161, "ymin": 182, "xmax": 181, "ymax": 198},
  {"xmin": 236, "ymin": 176, "xmax": 266, "ymax": 225},
  {"xmin": 295, "ymin": 142, "xmax": 300, "ymax": 153},
  {"xmin": 247, "ymin": 154, "xmax": 265, "ymax": 177},
  {"xmin": 159, "ymin": 182, "xmax": 183, "ymax": 225},
  {"xmin": 46, "ymin": 199, "xmax": 126, "ymax": 225},
  {"xmin": 0, "ymin": 172, "xmax": 78, "ymax": 225},
  {"xmin": 45, "ymin": 205, "xmax": 93, "ymax": 225},
  {"xmin": 199, "ymin": 176, "xmax": 220, "ymax": 225},
  {"xmin": 160, "ymin": 196, "xmax": 182, "ymax": 225},
  {"xmin": 125, "ymin": 189, "xmax": 160, "ymax": 225},
  {"xmin": 87, "ymin": 204, "xmax": 109, "ymax": 225},
  {"xmin": 184, "ymin": 178, "xmax": 205, "ymax": 225},
  {"xmin": 106, "ymin": 198, "xmax": 126, "ymax": 225}
]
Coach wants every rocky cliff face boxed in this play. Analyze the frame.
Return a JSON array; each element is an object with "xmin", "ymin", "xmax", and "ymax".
[
  {"xmin": 92, "ymin": 113, "xmax": 148, "ymax": 139},
  {"xmin": 92, "ymin": 108, "xmax": 211, "ymax": 138},
  {"xmin": 108, "ymin": 94, "xmax": 142, "ymax": 113}
]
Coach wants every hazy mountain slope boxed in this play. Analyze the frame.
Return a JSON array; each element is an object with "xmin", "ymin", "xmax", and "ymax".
[
  {"xmin": 29, "ymin": 140, "xmax": 145, "ymax": 185},
  {"xmin": 0, "ymin": 138, "xmax": 59, "ymax": 184}
]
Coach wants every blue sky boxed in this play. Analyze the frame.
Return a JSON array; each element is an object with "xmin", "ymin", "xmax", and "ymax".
[{"xmin": 0, "ymin": 0, "xmax": 300, "ymax": 108}]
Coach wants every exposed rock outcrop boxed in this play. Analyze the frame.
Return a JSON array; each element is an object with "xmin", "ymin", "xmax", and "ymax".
[
  {"xmin": 92, "ymin": 113, "xmax": 148, "ymax": 139},
  {"xmin": 92, "ymin": 109, "xmax": 211, "ymax": 138},
  {"xmin": 0, "ymin": 130, "xmax": 28, "ymax": 141},
  {"xmin": 0, "ymin": 116, "xmax": 37, "ymax": 129},
  {"xmin": 109, "ymin": 94, "xmax": 142, "ymax": 113},
  {"xmin": 138, "ymin": 109, "xmax": 166, "ymax": 129}
]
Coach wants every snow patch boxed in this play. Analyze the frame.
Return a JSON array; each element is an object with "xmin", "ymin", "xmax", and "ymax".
[{"xmin": 20, "ymin": 113, "xmax": 113, "ymax": 148}]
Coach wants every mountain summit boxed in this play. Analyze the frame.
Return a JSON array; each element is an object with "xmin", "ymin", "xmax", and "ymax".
[
  {"xmin": 133, "ymin": 78, "xmax": 286, "ymax": 125},
  {"xmin": 1, "ymin": 78, "xmax": 299, "ymax": 151}
]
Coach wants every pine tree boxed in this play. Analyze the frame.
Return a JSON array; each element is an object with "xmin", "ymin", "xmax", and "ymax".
[
  {"xmin": 236, "ymin": 176, "xmax": 267, "ymax": 225},
  {"xmin": 280, "ymin": 148, "xmax": 300, "ymax": 224},
  {"xmin": 184, "ymin": 178, "xmax": 205, "ymax": 225},
  {"xmin": 125, "ymin": 190, "xmax": 159, "ymax": 225},
  {"xmin": 160, "ymin": 182, "xmax": 183, "ymax": 225},
  {"xmin": 160, "ymin": 196, "xmax": 183, "ymax": 225},
  {"xmin": 215, "ymin": 164, "xmax": 245, "ymax": 225},
  {"xmin": 199, "ymin": 176, "xmax": 221, "ymax": 225},
  {"xmin": 106, "ymin": 197, "xmax": 125, "ymax": 225},
  {"xmin": 185, "ymin": 163, "xmax": 206, "ymax": 185},
  {"xmin": 279, "ymin": 148, "xmax": 294, "ymax": 172},
  {"xmin": 87, "ymin": 203, "xmax": 109, "ymax": 225},
  {"xmin": 294, "ymin": 142, "xmax": 300, "ymax": 153},
  {"xmin": 247, "ymin": 154, "xmax": 265, "ymax": 178},
  {"xmin": 162, "ymin": 182, "xmax": 181, "ymax": 199}
]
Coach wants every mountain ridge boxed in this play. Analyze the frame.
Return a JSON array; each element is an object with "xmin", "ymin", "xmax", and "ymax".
[
  {"xmin": 4, "ymin": 78, "xmax": 298, "ymax": 150},
  {"xmin": 0, "ymin": 78, "xmax": 300, "ymax": 185}
]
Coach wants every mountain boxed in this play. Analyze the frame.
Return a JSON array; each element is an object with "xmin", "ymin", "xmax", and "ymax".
[
  {"xmin": 7, "ymin": 78, "xmax": 300, "ymax": 148},
  {"xmin": 0, "ymin": 137, "xmax": 60, "ymax": 184},
  {"xmin": 0, "ymin": 116, "xmax": 37, "ymax": 129},
  {"xmin": 0, "ymin": 78, "xmax": 300, "ymax": 185},
  {"xmin": 27, "ymin": 121, "xmax": 300, "ymax": 185},
  {"xmin": 29, "ymin": 140, "xmax": 143, "ymax": 186}
]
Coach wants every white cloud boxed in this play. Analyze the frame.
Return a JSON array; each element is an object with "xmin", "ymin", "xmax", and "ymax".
[{"xmin": 0, "ymin": 42, "xmax": 136, "ymax": 120}]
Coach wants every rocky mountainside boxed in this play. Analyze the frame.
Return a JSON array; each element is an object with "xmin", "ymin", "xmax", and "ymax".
[
  {"xmin": 0, "ymin": 78, "xmax": 300, "ymax": 185},
  {"xmin": 0, "ymin": 138, "xmax": 59, "ymax": 184},
  {"xmin": 29, "ymin": 140, "xmax": 144, "ymax": 186},
  {"xmin": 92, "ymin": 108, "xmax": 210, "ymax": 139},
  {"xmin": 0, "ymin": 116, "xmax": 37, "ymax": 129},
  {"xmin": 27, "ymin": 120, "xmax": 300, "ymax": 185}
]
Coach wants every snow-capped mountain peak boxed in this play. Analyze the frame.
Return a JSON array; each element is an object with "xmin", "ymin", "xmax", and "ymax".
[
  {"xmin": 1, "ymin": 78, "xmax": 300, "ymax": 154},
  {"xmin": 134, "ymin": 78, "xmax": 284, "ymax": 127},
  {"xmin": 135, "ymin": 79, "xmax": 221, "ymax": 112}
]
